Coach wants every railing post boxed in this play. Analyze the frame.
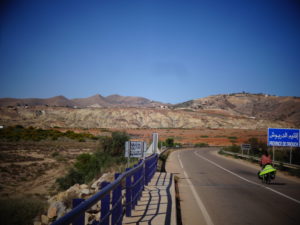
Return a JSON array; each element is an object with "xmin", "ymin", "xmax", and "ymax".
[
  {"xmin": 100, "ymin": 182, "xmax": 110, "ymax": 225},
  {"xmin": 139, "ymin": 166, "xmax": 143, "ymax": 200},
  {"xmin": 72, "ymin": 198, "xmax": 85, "ymax": 225},
  {"xmin": 126, "ymin": 168, "xmax": 132, "ymax": 217},
  {"xmin": 145, "ymin": 159, "xmax": 149, "ymax": 185},
  {"xmin": 133, "ymin": 164, "xmax": 138, "ymax": 209},
  {"xmin": 112, "ymin": 173, "xmax": 122, "ymax": 225},
  {"xmin": 142, "ymin": 161, "xmax": 145, "ymax": 191}
]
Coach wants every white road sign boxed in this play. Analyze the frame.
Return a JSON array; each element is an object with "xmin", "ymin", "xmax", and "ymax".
[{"xmin": 125, "ymin": 141, "xmax": 146, "ymax": 158}]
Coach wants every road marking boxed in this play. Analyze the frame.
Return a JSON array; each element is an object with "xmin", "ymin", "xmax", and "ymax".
[
  {"xmin": 178, "ymin": 152, "xmax": 214, "ymax": 225},
  {"xmin": 194, "ymin": 151, "xmax": 300, "ymax": 205},
  {"xmin": 177, "ymin": 153, "xmax": 184, "ymax": 169}
]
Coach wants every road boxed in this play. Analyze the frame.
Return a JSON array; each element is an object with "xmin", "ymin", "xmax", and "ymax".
[{"xmin": 166, "ymin": 148, "xmax": 300, "ymax": 225}]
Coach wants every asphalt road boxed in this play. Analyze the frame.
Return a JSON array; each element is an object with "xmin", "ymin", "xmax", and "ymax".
[{"xmin": 166, "ymin": 148, "xmax": 300, "ymax": 225}]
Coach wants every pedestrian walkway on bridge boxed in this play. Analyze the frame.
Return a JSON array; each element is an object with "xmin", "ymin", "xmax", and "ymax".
[{"xmin": 123, "ymin": 172, "xmax": 176, "ymax": 225}]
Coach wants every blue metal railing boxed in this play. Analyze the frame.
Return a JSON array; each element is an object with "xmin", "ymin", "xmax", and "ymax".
[{"xmin": 51, "ymin": 154, "xmax": 158, "ymax": 225}]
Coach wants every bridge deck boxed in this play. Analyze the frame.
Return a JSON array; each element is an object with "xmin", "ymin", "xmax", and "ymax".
[{"xmin": 123, "ymin": 172, "xmax": 176, "ymax": 225}]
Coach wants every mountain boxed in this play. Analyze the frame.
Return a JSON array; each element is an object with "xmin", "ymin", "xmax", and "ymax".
[
  {"xmin": 72, "ymin": 94, "xmax": 109, "ymax": 108},
  {"xmin": 0, "ymin": 94, "xmax": 167, "ymax": 108},
  {"xmin": 0, "ymin": 93, "xmax": 299, "ymax": 129},
  {"xmin": 0, "ymin": 96, "xmax": 76, "ymax": 107},
  {"xmin": 105, "ymin": 95, "xmax": 162, "ymax": 107},
  {"xmin": 173, "ymin": 93, "xmax": 300, "ymax": 126}
]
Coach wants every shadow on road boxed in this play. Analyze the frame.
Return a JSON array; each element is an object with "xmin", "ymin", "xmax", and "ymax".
[{"xmin": 123, "ymin": 172, "xmax": 174, "ymax": 225}]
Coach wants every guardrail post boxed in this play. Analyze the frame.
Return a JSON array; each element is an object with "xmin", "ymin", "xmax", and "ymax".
[
  {"xmin": 138, "ymin": 166, "xmax": 142, "ymax": 201},
  {"xmin": 145, "ymin": 159, "xmax": 149, "ymax": 185},
  {"xmin": 100, "ymin": 182, "xmax": 110, "ymax": 225},
  {"xmin": 125, "ymin": 168, "xmax": 132, "ymax": 217},
  {"xmin": 142, "ymin": 160, "xmax": 145, "ymax": 191},
  {"xmin": 72, "ymin": 198, "xmax": 85, "ymax": 225},
  {"xmin": 112, "ymin": 173, "xmax": 122, "ymax": 225},
  {"xmin": 133, "ymin": 164, "xmax": 138, "ymax": 209}
]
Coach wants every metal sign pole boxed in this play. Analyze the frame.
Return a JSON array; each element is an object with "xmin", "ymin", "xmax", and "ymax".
[
  {"xmin": 126, "ymin": 141, "xmax": 130, "ymax": 168},
  {"xmin": 272, "ymin": 146, "xmax": 275, "ymax": 166},
  {"xmin": 290, "ymin": 147, "xmax": 292, "ymax": 164}
]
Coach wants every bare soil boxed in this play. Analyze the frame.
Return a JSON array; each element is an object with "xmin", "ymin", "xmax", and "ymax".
[
  {"xmin": 0, "ymin": 128, "xmax": 266, "ymax": 198},
  {"xmin": 0, "ymin": 140, "xmax": 97, "ymax": 198},
  {"xmin": 113, "ymin": 128, "xmax": 266, "ymax": 146}
]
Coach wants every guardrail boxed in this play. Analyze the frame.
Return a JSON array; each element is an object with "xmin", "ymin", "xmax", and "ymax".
[
  {"xmin": 222, "ymin": 150, "xmax": 300, "ymax": 170},
  {"xmin": 51, "ymin": 154, "xmax": 158, "ymax": 225}
]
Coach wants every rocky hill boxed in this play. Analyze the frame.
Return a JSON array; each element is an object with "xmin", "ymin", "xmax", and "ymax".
[
  {"xmin": 173, "ymin": 93, "xmax": 300, "ymax": 126},
  {"xmin": 0, "ymin": 94, "xmax": 166, "ymax": 108},
  {"xmin": 0, "ymin": 96, "xmax": 76, "ymax": 107},
  {"xmin": 0, "ymin": 93, "xmax": 299, "ymax": 129}
]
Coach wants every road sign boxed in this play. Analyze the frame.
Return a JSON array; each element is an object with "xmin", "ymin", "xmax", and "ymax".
[
  {"xmin": 241, "ymin": 143, "xmax": 251, "ymax": 155},
  {"xmin": 125, "ymin": 141, "xmax": 146, "ymax": 158},
  {"xmin": 268, "ymin": 128, "xmax": 300, "ymax": 147},
  {"xmin": 241, "ymin": 144, "xmax": 251, "ymax": 151}
]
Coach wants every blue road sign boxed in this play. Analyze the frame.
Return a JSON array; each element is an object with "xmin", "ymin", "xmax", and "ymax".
[{"xmin": 268, "ymin": 128, "xmax": 300, "ymax": 147}]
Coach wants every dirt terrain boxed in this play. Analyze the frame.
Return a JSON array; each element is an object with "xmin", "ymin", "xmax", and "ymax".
[
  {"xmin": 0, "ymin": 141, "xmax": 97, "ymax": 198},
  {"xmin": 0, "ymin": 128, "xmax": 266, "ymax": 198}
]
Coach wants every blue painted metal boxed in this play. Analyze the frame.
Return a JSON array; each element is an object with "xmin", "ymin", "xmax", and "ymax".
[
  {"xmin": 72, "ymin": 199, "xmax": 85, "ymax": 225},
  {"xmin": 268, "ymin": 128, "xmax": 300, "ymax": 147},
  {"xmin": 111, "ymin": 173, "xmax": 122, "ymax": 225},
  {"xmin": 51, "ymin": 153, "xmax": 158, "ymax": 225},
  {"xmin": 125, "ymin": 167, "xmax": 132, "ymax": 217},
  {"xmin": 100, "ymin": 182, "xmax": 110, "ymax": 225}
]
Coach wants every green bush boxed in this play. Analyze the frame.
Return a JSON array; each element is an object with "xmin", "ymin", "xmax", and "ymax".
[
  {"xmin": 195, "ymin": 143, "xmax": 209, "ymax": 147},
  {"xmin": 0, "ymin": 197, "xmax": 46, "ymax": 225},
  {"xmin": 228, "ymin": 136, "xmax": 237, "ymax": 140},
  {"xmin": 56, "ymin": 132, "xmax": 129, "ymax": 190},
  {"xmin": 223, "ymin": 145, "xmax": 240, "ymax": 153},
  {"xmin": 165, "ymin": 138, "xmax": 174, "ymax": 147},
  {"xmin": 56, "ymin": 168, "xmax": 85, "ymax": 190}
]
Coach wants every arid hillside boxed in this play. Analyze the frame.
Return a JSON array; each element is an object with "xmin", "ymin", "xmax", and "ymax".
[
  {"xmin": 174, "ymin": 93, "xmax": 300, "ymax": 127},
  {"xmin": 0, "ymin": 93, "xmax": 298, "ymax": 129},
  {"xmin": 0, "ymin": 106, "xmax": 291, "ymax": 130}
]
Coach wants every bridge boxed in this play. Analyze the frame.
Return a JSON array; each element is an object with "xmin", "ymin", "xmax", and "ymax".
[
  {"xmin": 51, "ymin": 133, "xmax": 175, "ymax": 225},
  {"xmin": 50, "ymin": 135, "xmax": 300, "ymax": 225}
]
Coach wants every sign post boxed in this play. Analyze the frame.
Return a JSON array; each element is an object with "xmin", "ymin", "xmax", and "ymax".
[
  {"xmin": 125, "ymin": 141, "xmax": 147, "ymax": 167},
  {"xmin": 268, "ymin": 128, "xmax": 300, "ymax": 165},
  {"xmin": 241, "ymin": 144, "xmax": 251, "ymax": 156},
  {"xmin": 268, "ymin": 128, "xmax": 300, "ymax": 147},
  {"xmin": 290, "ymin": 147, "xmax": 293, "ymax": 164}
]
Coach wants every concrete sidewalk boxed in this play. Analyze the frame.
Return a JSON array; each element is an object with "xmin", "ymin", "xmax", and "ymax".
[{"xmin": 123, "ymin": 172, "xmax": 176, "ymax": 225}]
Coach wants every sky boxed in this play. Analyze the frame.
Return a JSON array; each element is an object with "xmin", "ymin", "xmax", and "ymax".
[{"xmin": 1, "ymin": 0, "xmax": 300, "ymax": 104}]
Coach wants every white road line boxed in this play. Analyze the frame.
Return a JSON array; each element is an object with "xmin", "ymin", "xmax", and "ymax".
[
  {"xmin": 177, "ymin": 153, "xmax": 184, "ymax": 169},
  {"xmin": 178, "ymin": 152, "xmax": 214, "ymax": 225},
  {"xmin": 194, "ymin": 151, "xmax": 300, "ymax": 205}
]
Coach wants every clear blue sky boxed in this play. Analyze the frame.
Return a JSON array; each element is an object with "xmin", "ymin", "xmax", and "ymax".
[{"xmin": 1, "ymin": 0, "xmax": 300, "ymax": 104}]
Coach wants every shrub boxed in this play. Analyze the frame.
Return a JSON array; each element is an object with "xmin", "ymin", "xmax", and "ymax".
[
  {"xmin": 56, "ymin": 132, "xmax": 129, "ymax": 190},
  {"xmin": 223, "ymin": 145, "xmax": 240, "ymax": 153},
  {"xmin": 0, "ymin": 197, "xmax": 46, "ymax": 225},
  {"xmin": 165, "ymin": 138, "xmax": 174, "ymax": 147},
  {"xmin": 56, "ymin": 168, "xmax": 85, "ymax": 190},
  {"xmin": 195, "ymin": 143, "xmax": 209, "ymax": 147}
]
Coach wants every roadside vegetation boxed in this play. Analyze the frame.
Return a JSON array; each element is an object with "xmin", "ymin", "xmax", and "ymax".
[
  {"xmin": 56, "ymin": 131, "xmax": 129, "ymax": 190},
  {"xmin": 160, "ymin": 137, "xmax": 182, "ymax": 148},
  {"xmin": 194, "ymin": 142, "xmax": 209, "ymax": 147},
  {"xmin": 0, "ymin": 125, "xmax": 98, "ymax": 142},
  {"xmin": 0, "ymin": 197, "xmax": 46, "ymax": 225}
]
